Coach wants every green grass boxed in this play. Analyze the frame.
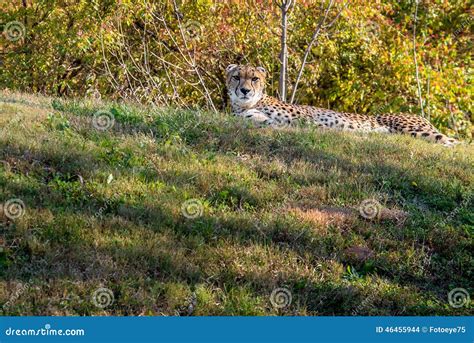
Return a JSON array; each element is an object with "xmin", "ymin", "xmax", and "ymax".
[{"xmin": 0, "ymin": 90, "xmax": 472, "ymax": 316}]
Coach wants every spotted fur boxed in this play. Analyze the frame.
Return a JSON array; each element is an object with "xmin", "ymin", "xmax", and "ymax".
[{"xmin": 226, "ymin": 64, "xmax": 459, "ymax": 147}]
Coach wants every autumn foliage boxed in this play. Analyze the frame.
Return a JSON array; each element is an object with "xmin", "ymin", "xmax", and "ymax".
[{"xmin": 1, "ymin": 0, "xmax": 472, "ymax": 138}]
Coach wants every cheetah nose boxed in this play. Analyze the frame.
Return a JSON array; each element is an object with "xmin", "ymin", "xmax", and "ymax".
[{"xmin": 240, "ymin": 88, "xmax": 250, "ymax": 95}]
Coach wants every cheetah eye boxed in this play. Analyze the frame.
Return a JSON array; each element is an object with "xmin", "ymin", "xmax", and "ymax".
[
  {"xmin": 252, "ymin": 77, "xmax": 259, "ymax": 82},
  {"xmin": 232, "ymin": 76, "xmax": 240, "ymax": 81}
]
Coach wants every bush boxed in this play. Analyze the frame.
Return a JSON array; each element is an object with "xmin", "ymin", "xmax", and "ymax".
[{"xmin": 0, "ymin": 0, "xmax": 472, "ymax": 138}]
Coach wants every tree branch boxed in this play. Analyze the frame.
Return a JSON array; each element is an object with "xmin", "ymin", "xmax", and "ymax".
[{"xmin": 289, "ymin": 0, "xmax": 347, "ymax": 104}]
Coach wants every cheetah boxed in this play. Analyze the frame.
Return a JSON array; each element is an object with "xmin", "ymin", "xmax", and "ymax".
[{"xmin": 225, "ymin": 64, "xmax": 459, "ymax": 147}]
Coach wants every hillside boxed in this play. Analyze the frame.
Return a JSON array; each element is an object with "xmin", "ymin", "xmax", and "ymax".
[
  {"xmin": 0, "ymin": 90, "xmax": 472, "ymax": 316},
  {"xmin": 2, "ymin": 1, "xmax": 473, "ymax": 137}
]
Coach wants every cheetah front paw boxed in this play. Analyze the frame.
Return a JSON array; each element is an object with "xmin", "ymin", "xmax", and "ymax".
[{"xmin": 442, "ymin": 140, "xmax": 460, "ymax": 148}]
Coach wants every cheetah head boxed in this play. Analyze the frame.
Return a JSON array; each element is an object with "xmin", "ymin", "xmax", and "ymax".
[{"xmin": 225, "ymin": 64, "xmax": 266, "ymax": 108}]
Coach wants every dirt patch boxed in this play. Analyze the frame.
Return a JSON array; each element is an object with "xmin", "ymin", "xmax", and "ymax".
[{"xmin": 288, "ymin": 206, "xmax": 357, "ymax": 233}]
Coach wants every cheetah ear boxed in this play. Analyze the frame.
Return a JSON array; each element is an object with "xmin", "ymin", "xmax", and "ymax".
[
  {"xmin": 226, "ymin": 64, "xmax": 238, "ymax": 74},
  {"xmin": 256, "ymin": 66, "xmax": 267, "ymax": 75}
]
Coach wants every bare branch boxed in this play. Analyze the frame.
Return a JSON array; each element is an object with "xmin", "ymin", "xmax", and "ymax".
[
  {"xmin": 290, "ymin": 0, "xmax": 347, "ymax": 104},
  {"xmin": 170, "ymin": 0, "xmax": 218, "ymax": 113}
]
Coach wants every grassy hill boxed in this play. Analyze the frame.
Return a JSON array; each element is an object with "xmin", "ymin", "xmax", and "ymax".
[{"xmin": 0, "ymin": 90, "xmax": 472, "ymax": 316}]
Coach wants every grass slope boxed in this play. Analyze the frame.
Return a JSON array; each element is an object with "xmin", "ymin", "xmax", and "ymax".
[{"xmin": 0, "ymin": 90, "xmax": 472, "ymax": 316}]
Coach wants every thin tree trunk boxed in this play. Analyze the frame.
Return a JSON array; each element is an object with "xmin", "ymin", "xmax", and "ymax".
[
  {"xmin": 279, "ymin": 9, "xmax": 288, "ymax": 101},
  {"xmin": 413, "ymin": 0, "xmax": 425, "ymax": 117},
  {"xmin": 275, "ymin": 0, "xmax": 294, "ymax": 102}
]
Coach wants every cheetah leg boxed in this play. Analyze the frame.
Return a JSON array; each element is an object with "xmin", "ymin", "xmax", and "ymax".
[
  {"xmin": 371, "ymin": 126, "xmax": 391, "ymax": 133},
  {"xmin": 239, "ymin": 109, "xmax": 276, "ymax": 127}
]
